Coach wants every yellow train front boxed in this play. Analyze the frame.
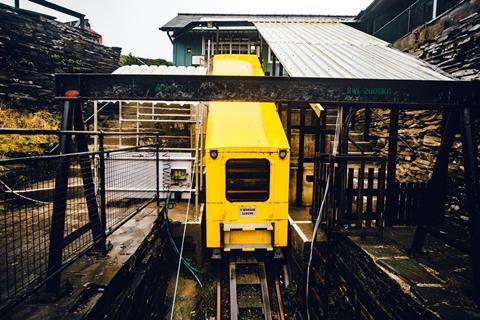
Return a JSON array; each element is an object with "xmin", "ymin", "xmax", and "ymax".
[{"xmin": 205, "ymin": 54, "xmax": 290, "ymax": 253}]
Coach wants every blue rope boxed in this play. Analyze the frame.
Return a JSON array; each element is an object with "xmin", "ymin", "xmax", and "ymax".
[{"xmin": 164, "ymin": 192, "xmax": 203, "ymax": 288}]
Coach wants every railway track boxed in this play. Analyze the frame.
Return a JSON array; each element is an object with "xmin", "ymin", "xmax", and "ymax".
[{"xmin": 217, "ymin": 254, "xmax": 285, "ymax": 320}]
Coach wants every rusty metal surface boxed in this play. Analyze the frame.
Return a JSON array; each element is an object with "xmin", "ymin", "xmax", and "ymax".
[{"xmin": 55, "ymin": 74, "xmax": 480, "ymax": 108}]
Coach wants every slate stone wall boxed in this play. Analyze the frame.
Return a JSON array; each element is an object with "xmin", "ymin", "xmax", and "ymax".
[
  {"xmin": 0, "ymin": 3, "xmax": 121, "ymax": 110},
  {"xmin": 308, "ymin": 236, "xmax": 439, "ymax": 320},
  {"xmin": 356, "ymin": 0, "xmax": 480, "ymax": 219}
]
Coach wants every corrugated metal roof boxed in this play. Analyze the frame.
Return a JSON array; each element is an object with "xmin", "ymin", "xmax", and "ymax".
[
  {"xmin": 113, "ymin": 65, "xmax": 207, "ymax": 75},
  {"xmin": 161, "ymin": 13, "xmax": 354, "ymax": 30},
  {"xmin": 255, "ymin": 21, "xmax": 452, "ymax": 80}
]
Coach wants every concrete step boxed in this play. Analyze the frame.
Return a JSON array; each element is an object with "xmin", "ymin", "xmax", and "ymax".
[
  {"xmin": 328, "ymin": 140, "xmax": 373, "ymax": 153},
  {"xmin": 326, "ymin": 115, "xmax": 338, "ymax": 124},
  {"xmin": 350, "ymin": 132, "xmax": 366, "ymax": 142}
]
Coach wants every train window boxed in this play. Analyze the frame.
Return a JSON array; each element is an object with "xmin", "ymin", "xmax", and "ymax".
[{"xmin": 226, "ymin": 159, "xmax": 270, "ymax": 202}]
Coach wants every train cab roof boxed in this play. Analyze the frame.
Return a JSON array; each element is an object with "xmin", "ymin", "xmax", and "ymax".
[{"xmin": 205, "ymin": 55, "xmax": 289, "ymax": 152}]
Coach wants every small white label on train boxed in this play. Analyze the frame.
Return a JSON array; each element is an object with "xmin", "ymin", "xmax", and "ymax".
[{"xmin": 239, "ymin": 206, "xmax": 256, "ymax": 217}]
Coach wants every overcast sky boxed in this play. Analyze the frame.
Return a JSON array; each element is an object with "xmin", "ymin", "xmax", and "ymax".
[{"xmin": 1, "ymin": 0, "xmax": 373, "ymax": 60}]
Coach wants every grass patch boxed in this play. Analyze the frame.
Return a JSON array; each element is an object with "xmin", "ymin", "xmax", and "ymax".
[{"xmin": 0, "ymin": 105, "xmax": 60, "ymax": 157}]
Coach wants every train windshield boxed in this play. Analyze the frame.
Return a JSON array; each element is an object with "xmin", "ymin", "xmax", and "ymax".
[{"xmin": 226, "ymin": 159, "xmax": 270, "ymax": 202}]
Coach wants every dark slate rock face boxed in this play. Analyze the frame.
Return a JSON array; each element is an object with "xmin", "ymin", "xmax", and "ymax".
[{"xmin": 0, "ymin": 3, "xmax": 121, "ymax": 110}]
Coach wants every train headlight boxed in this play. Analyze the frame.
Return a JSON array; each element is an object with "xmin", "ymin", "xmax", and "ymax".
[
  {"xmin": 210, "ymin": 150, "xmax": 218, "ymax": 159},
  {"xmin": 279, "ymin": 149, "xmax": 287, "ymax": 159}
]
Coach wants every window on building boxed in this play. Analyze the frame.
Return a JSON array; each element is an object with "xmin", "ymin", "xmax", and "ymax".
[
  {"xmin": 226, "ymin": 159, "xmax": 270, "ymax": 202},
  {"xmin": 268, "ymin": 47, "xmax": 275, "ymax": 63},
  {"xmin": 203, "ymin": 35, "xmax": 260, "ymax": 55}
]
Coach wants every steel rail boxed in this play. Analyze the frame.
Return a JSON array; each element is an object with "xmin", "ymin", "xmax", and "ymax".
[
  {"xmin": 227, "ymin": 255, "xmax": 274, "ymax": 320},
  {"xmin": 273, "ymin": 266, "xmax": 286, "ymax": 320}
]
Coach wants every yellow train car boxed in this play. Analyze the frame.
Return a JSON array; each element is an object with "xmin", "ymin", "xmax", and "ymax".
[{"xmin": 205, "ymin": 54, "xmax": 290, "ymax": 252}]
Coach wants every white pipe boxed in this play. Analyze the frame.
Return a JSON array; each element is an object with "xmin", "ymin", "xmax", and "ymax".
[
  {"xmin": 93, "ymin": 100, "xmax": 98, "ymax": 152},
  {"xmin": 119, "ymin": 101, "xmax": 123, "ymax": 147},
  {"xmin": 432, "ymin": 0, "xmax": 438, "ymax": 19}
]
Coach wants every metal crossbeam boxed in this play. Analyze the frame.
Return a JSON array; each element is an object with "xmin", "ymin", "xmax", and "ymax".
[{"xmin": 55, "ymin": 74, "xmax": 480, "ymax": 108}]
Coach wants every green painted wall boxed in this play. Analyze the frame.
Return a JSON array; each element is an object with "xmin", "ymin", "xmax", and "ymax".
[
  {"xmin": 172, "ymin": 33, "xmax": 284, "ymax": 76},
  {"xmin": 173, "ymin": 35, "xmax": 202, "ymax": 66}
]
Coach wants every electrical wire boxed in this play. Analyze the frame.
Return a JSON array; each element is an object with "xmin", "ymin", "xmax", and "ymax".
[
  {"xmin": 305, "ymin": 108, "xmax": 341, "ymax": 320},
  {"xmin": 164, "ymin": 191, "xmax": 202, "ymax": 282},
  {"xmin": 169, "ymin": 112, "xmax": 201, "ymax": 320},
  {"xmin": 305, "ymin": 173, "xmax": 330, "ymax": 320},
  {"xmin": 0, "ymin": 179, "xmax": 51, "ymax": 205}
]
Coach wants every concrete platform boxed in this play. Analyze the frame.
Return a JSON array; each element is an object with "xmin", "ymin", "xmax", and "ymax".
[
  {"xmin": 8, "ymin": 204, "xmax": 159, "ymax": 320},
  {"xmin": 354, "ymin": 226, "xmax": 480, "ymax": 318},
  {"xmin": 166, "ymin": 201, "xmax": 204, "ymax": 264},
  {"xmin": 287, "ymin": 206, "xmax": 326, "ymax": 308},
  {"xmin": 307, "ymin": 225, "xmax": 480, "ymax": 319}
]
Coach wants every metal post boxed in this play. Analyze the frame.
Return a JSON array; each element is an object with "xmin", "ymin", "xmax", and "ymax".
[
  {"xmin": 98, "ymin": 132, "xmax": 107, "ymax": 252},
  {"xmin": 364, "ymin": 107, "xmax": 371, "ymax": 141},
  {"xmin": 312, "ymin": 112, "xmax": 321, "ymax": 221},
  {"xmin": 337, "ymin": 107, "xmax": 347, "ymax": 224},
  {"xmin": 47, "ymin": 101, "xmax": 74, "ymax": 293},
  {"xmin": 93, "ymin": 101, "xmax": 99, "ymax": 193},
  {"xmin": 207, "ymin": 39, "xmax": 211, "ymax": 69},
  {"xmin": 411, "ymin": 109, "xmax": 459, "ymax": 252},
  {"xmin": 407, "ymin": 7, "xmax": 412, "ymax": 32},
  {"xmin": 377, "ymin": 160, "xmax": 386, "ymax": 242},
  {"xmin": 73, "ymin": 102, "xmax": 104, "ymax": 252},
  {"xmin": 432, "ymin": 0, "xmax": 438, "ymax": 19},
  {"xmin": 295, "ymin": 107, "xmax": 306, "ymax": 207},
  {"xmin": 195, "ymin": 103, "xmax": 200, "ymax": 220},
  {"xmin": 156, "ymin": 134, "xmax": 160, "ymax": 210},
  {"xmin": 93, "ymin": 100, "xmax": 98, "ymax": 152},
  {"xmin": 385, "ymin": 108, "xmax": 399, "ymax": 226},
  {"xmin": 272, "ymin": 53, "xmax": 276, "ymax": 76},
  {"xmin": 199, "ymin": 104, "xmax": 205, "ymax": 196},
  {"xmin": 119, "ymin": 101, "xmax": 123, "ymax": 147},
  {"xmin": 215, "ymin": 25, "xmax": 219, "ymax": 56},
  {"xmin": 286, "ymin": 105, "xmax": 292, "ymax": 142},
  {"xmin": 460, "ymin": 107, "xmax": 480, "ymax": 291},
  {"xmin": 136, "ymin": 102, "xmax": 140, "ymax": 146},
  {"xmin": 14, "ymin": 0, "xmax": 19, "ymax": 9}
]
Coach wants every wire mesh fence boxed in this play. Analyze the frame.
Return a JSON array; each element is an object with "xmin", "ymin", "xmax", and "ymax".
[
  {"xmin": 103, "ymin": 148, "xmax": 157, "ymax": 234},
  {"xmin": 0, "ymin": 135, "xmax": 161, "ymax": 312}
]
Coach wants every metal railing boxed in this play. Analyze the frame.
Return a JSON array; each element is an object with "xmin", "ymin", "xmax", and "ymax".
[
  {"xmin": 0, "ymin": 130, "xmax": 181, "ymax": 312},
  {"xmin": 390, "ymin": 181, "xmax": 428, "ymax": 226},
  {"xmin": 373, "ymin": 0, "xmax": 462, "ymax": 43},
  {"xmin": 313, "ymin": 154, "xmax": 386, "ymax": 240}
]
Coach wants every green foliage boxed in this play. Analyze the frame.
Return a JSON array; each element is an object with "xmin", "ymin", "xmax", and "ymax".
[
  {"xmin": 50, "ymin": 54, "xmax": 84, "ymax": 72},
  {"xmin": 51, "ymin": 53, "xmax": 62, "ymax": 62},
  {"xmin": 19, "ymin": 58, "xmax": 35, "ymax": 67},
  {"xmin": 120, "ymin": 53, "xmax": 172, "ymax": 66}
]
